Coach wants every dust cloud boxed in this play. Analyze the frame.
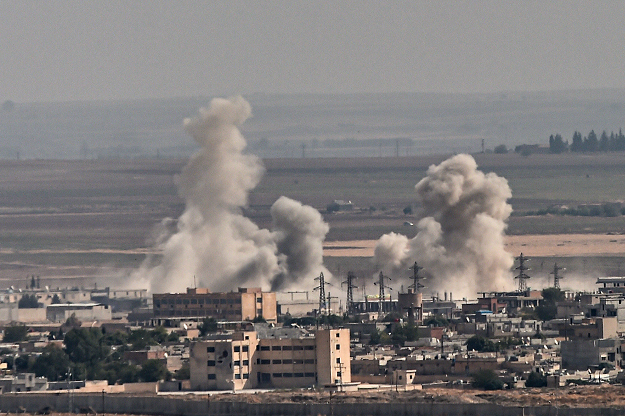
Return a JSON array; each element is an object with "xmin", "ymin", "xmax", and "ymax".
[
  {"xmin": 373, "ymin": 154, "xmax": 514, "ymax": 299},
  {"xmin": 134, "ymin": 97, "xmax": 329, "ymax": 294}
]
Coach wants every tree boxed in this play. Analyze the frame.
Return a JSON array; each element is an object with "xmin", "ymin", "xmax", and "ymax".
[
  {"xmin": 63, "ymin": 328, "xmax": 108, "ymax": 367},
  {"xmin": 525, "ymin": 371, "xmax": 547, "ymax": 387},
  {"xmin": 472, "ymin": 369, "xmax": 504, "ymax": 390},
  {"xmin": 570, "ymin": 131, "xmax": 583, "ymax": 152},
  {"xmin": 423, "ymin": 315, "xmax": 450, "ymax": 327},
  {"xmin": 199, "ymin": 317, "xmax": 218, "ymax": 336},
  {"xmin": 32, "ymin": 345, "xmax": 70, "ymax": 381},
  {"xmin": 494, "ymin": 144, "xmax": 508, "ymax": 154},
  {"xmin": 18, "ymin": 294, "xmax": 39, "ymax": 308},
  {"xmin": 548, "ymin": 134, "xmax": 567, "ymax": 154},
  {"xmin": 600, "ymin": 131, "xmax": 610, "ymax": 152},
  {"xmin": 585, "ymin": 130, "xmax": 598, "ymax": 152},
  {"xmin": 536, "ymin": 287, "xmax": 565, "ymax": 321},
  {"xmin": 3, "ymin": 324, "xmax": 28, "ymax": 342},
  {"xmin": 139, "ymin": 359, "xmax": 168, "ymax": 382},
  {"xmin": 466, "ymin": 335, "xmax": 497, "ymax": 352},
  {"xmin": 51, "ymin": 294, "xmax": 61, "ymax": 304},
  {"xmin": 391, "ymin": 323, "xmax": 419, "ymax": 345},
  {"xmin": 174, "ymin": 363, "xmax": 190, "ymax": 380}
]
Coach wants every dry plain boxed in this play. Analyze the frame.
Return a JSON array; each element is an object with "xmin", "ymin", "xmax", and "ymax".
[{"xmin": 0, "ymin": 153, "xmax": 623, "ymax": 292}]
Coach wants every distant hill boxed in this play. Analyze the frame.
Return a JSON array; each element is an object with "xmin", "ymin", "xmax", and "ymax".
[{"xmin": 1, "ymin": 90, "xmax": 625, "ymax": 159}]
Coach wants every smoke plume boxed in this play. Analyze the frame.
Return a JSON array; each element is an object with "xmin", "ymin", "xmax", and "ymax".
[
  {"xmin": 135, "ymin": 96, "xmax": 329, "ymax": 293},
  {"xmin": 373, "ymin": 154, "xmax": 514, "ymax": 298}
]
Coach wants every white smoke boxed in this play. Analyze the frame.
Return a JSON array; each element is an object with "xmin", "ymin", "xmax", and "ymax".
[
  {"xmin": 135, "ymin": 96, "xmax": 329, "ymax": 293},
  {"xmin": 373, "ymin": 154, "xmax": 514, "ymax": 299}
]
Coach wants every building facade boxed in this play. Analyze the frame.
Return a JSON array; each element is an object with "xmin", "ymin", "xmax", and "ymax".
[
  {"xmin": 189, "ymin": 328, "xmax": 350, "ymax": 390},
  {"xmin": 153, "ymin": 287, "xmax": 277, "ymax": 323}
]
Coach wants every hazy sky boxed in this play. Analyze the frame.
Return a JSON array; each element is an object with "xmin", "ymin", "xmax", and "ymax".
[{"xmin": 2, "ymin": 1, "xmax": 625, "ymax": 103}]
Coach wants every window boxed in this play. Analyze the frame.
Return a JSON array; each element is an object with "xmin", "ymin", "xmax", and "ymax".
[
  {"xmin": 283, "ymin": 373, "xmax": 292, "ymax": 378},
  {"xmin": 273, "ymin": 373, "xmax": 282, "ymax": 378},
  {"xmin": 272, "ymin": 360, "xmax": 281, "ymax": 364},
  {"xmin": 208, "ymin": 374, "xmax": 216, "ymax": 380},
  {"xmin": 260, "ymin": 346, "xmax": 270, "ymax": 351},
  {"xmin": 305, "ymin": 372, "xmax": 315, "ymax": 378},
  {"xmin": 304, "ymin": 359, "xmax": 315, "ymax": 364},
  {"xmin": 304, "ymin": 346, "xmax": 315, "ymax": 350},
  {"xmin": 242, "ymin": 346, "xmax": 248, "ymax": 352},
  {"xmin": 207, "ymin": 360, "xmax": 215, "ymax": 366},
  {"xmin": 207, "ymin": 347, "xmax": 215, "ymax": 353},
  {"xmin": 335, "ymin": 344, "xmax": 340, "ymax": 350},
  {"xmin": 282, "ymin": 346, "xmax": 292, "ymax": 351},
  {"xmin": 234, "ymin": 346, "xmax": 240, "ymax": 352},
  {"xmin": 234, "ymin": 360, "xmax": 240, "ymax": 366},
  {"xmin": 243, "ymin": 360, "xmax": 249, "ymax": 366},
  {"xmin": 282, "ymin": 359, "xmax": 292, "ymax": 364},
  {"xmin": 336, "ymin": 358, "xmax": 341, "ymax": 364},
  {"xmin": 294, "ymin": 373, "xmax": 304, "ymax": 378},
  {"xmin": 191, "ymin": 299, "xmax": 197, "ymax": 304},
  {"xmin": 243, "ymin": 373, "xmax": 249, "ymax": 379},
  {"xmin": 336, "ymin": 332, "xmax": 340, "ymax": 337},
  {"xmin": 257, "ymin": 309, "xmax": 262, "ymax": 315},
  {"xmin": 260, "ymin": 359, "xmax": 270, "ymax": 365},
  {"xmin": 272, "ymin": 346, "xmax": 282, "ymax": 351},
  {"xmin": 294, "ymin": 359, "xmax": 303, "ymax": 364},
  {"xmin": 294, "ymin": 346, "xmax": 304, "ymax": 350},
  {"xmin": 235, "ymin": 374, "xmax": 241, "ymax": 379},
  {"xmin": 220, "ymin": 299, "xmax": 227, "ymax": 304},
  {"xmin": 183, "ymin": 299, "xmax": 189, "ymax": 305},
  {"xmin": 337, "ymin": 372, "xmax": 342, "ymax": 377}
]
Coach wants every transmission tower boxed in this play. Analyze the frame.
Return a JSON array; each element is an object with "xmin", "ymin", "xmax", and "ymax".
[
  {"xmin": 515, "ymin": 253, "xmax": 531, "ymax": 292},
  {"xmin": 408, "ymin": 262, "xmax": 425, "ymax": 293},
  {"xmin": 374, "ymin": 271, "xmax": 392, "ymax": 314},
  {"xmin": 313, "ymin": 272, "xmax": 327, "ymax": 315},
  {"xmin": 341, "ymin": 271, "xmax": 358, "ymax": 315},
  {"xmin": 550, "ymin": 263, "xmax": 564, "ymax": 289}
]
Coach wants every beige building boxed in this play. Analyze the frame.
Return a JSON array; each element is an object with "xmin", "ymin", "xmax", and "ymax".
[
  {"xmin": 189, "ymin": 327, "xmax": 350, "ymax": 390},
  {"xmin": 153, "ymin": 287, "xmax": 277, "ymax": 323}
]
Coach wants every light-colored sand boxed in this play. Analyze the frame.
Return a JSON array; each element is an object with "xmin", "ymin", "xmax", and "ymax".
[{"xmin": 323, "ymin": 233, "xmax": 625, "ymax": 257}]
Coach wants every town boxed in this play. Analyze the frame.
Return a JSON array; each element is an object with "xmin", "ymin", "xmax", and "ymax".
[{"xmin": 0, "ymin": 253, "xmax": 623, "ymax": 401}]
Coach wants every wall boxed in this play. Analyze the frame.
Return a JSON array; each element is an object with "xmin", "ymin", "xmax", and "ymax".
[{"xmin": 0, "ymin": 393, "xmax": 622, "ymax": 416}]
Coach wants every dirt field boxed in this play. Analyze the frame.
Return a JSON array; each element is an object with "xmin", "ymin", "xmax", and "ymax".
[{"xmin": 323, "ymin": 233, "xmax": 625, "ymax": 258}]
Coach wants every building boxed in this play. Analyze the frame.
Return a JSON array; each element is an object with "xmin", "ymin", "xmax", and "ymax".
[
  {"xmin": 561, "ymin": 338, "xmax": 623, "ymax": 371},
  {"xmin": 189, "ymin": 327, "xmax": 350, "ymax": 391},
  {"xmin": 46, "ymin": 303, "xmax": 111, "ymax": 323},
  {"xmin": 153, "ymin": 287, "xmax": 277, "ymax": 323}
]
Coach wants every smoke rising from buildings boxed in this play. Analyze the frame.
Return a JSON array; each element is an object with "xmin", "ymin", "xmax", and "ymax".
[
  {"xmin": 135, "ymin": 96, "xmax": 329, "ymax": 293},
  {"xmin": 373, "ymin": 154, "xmax": 514, "ymax": 298}
]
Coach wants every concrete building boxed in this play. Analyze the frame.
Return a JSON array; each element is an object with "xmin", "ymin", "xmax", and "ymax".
[
  {"xmin": 153, "ymin": 287, "xmax": 277, "ymax": 323},
  {"xmin": 46, "ymin": 303, "xmax": 112, "ymax": 323},
  {"xmin": 189, "ymin": 327, "xmax": 350, "ymax": 391},
  {"xmin": 561, "ymin": 338, "xmax": 623, "ymax": 370}
]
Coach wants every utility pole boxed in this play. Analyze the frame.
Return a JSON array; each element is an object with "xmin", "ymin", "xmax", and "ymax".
[
  {"xmin": 342, "ymin": 271, "xmax": 358, "ymax": 315},
  {"xmin": 550, "ymin": 263, "xmax": 564, "ymax": 289},
  {"xmin": 327, "ymin": 292, "xmax": 337, "ymax": 315},
  {"xmin": 515, "ymin": 253, "xmax": 531, "ymax": 292},
  {"xmin": 408, "ymin": 262, "xmax": 425, "ymax": 293},
  {"xmin": 314, "ymin": 272, "xmax": 327, "ymax": 315},
  {"xmin": 374, "ymin": 271, "xmax": 392, "ymax": 316}
]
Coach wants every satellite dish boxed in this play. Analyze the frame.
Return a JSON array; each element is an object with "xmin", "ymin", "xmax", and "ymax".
[{"xmin": 183, "ymin": 324, "xmax": 188, "ymax": 330}]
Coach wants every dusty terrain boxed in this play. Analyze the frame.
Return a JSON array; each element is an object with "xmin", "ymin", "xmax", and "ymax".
[
  {"xmin": 184, "ymin": 385, "xmax": 625, "ymax": 408},
  {"xmin": 323, "ymin": 234, "xmax": 625, "ymax": 258}
]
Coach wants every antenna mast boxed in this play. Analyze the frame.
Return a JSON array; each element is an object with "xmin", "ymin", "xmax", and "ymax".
[
  {"xmin": 550, "ymin": 263, "xmax": 564, "ymax": 289},
  {"xmin": 515, "ymin": 253, "xmax": 531, "ymax": 292}
]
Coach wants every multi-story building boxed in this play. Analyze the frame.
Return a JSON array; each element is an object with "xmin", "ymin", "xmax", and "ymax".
[
  {"xmin": 189, "ymin": 327, "xmax": 350, "ymax": 390},
  {"xmin": 153, "ymin": 287, "xmax": 277, "ymax": 323}
]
